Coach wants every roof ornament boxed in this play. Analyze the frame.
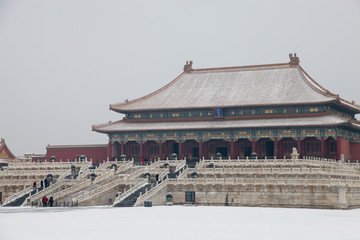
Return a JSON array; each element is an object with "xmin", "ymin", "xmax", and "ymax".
[
  {"xmin": 183, "ymin": 60, "xmax": 193, "ymax": 73},
  {"xmin": 289, "ymin": 53, "xmax": 300, "ymax": 65},
  {"xmin": 124, "ymin": 99, "xmax": 129, "ymax": 104}
]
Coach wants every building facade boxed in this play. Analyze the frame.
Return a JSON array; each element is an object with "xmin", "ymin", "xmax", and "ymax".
[{"xmin": 93, "ymin": 54, "xmax": 360, "ymax": 162}]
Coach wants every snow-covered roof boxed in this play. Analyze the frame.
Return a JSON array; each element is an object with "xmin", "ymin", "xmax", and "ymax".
[
  {"xmin": 93, "ymin": 115, "xmax": 349, "ymax": 133},
  {"xmin": 110, "ymin": 61, "xmax": 360, "ymax": 112},
  {"xmin": 47, "ymin": 144, "xmax": 108, "ymax": 149}
]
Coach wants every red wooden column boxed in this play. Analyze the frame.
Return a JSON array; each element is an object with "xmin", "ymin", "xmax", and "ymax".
[
  {"xmin": 159, "ymin": 140, "xmax": 162, "ymax": 159},
  {"xmin": 274, "ymin": 138, "xmax": 278, "ymax": 158},
  {"xmin": 199, "ymin": 140, "xmax": 203, "ymax": 159},
  {"xmin": 121, "ymin": 141, "xmax": 124, "ymax": 155},
  {"xmin": 297, "ymin": 138, "xmax": 301, "ymax": 158},
  {"xmin": 321, "ymin": 137, "xmax": 325, "ymax": 158},
  {"xmin": 107, "ymin": 141, "xmax": 112, "ymax": 161},
  {"xmin": 230, "ymin": 139, "xmax": 234, "ymax": 159},
  {"xmin": 179, "ymin": 140, "xmax": 182, "ymax": 160},
  {"xmin": 252, "ymin": 138, "xmax": 256, "ymax": 153},
  {"xmin": 336, "ymin": 136, "xmax": 341, "ymax": 160},
  {"xmin": 140, "ymin": 141, "xmax": 143, "ymax": 161}
]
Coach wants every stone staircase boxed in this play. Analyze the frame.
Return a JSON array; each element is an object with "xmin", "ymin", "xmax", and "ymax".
[
  {"xmin": 113, "ymin": 184, "xmax": 153, "ymax": 207},
  {"xmin": 4, "ymin": 186, "xmax": 43, "ymax": 207}
]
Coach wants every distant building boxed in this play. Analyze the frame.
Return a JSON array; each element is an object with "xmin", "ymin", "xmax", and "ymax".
[
  {"xmin": 44, "ymin": 144, "xmax": 107, "ymax": 164},
  {"xmin": 0, "ymin": 138, "xmax": 16, "ymax": 164},
  {"xmin": 93, "ymin": 54, "xmax": 360, "ymax": 162}
]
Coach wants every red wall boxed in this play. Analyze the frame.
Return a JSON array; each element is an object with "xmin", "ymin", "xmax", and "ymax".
[
  {"xmin": 45, "ymin": 147, "xmax": 107, "ymax": 164},
  {"xmin": 350, "ymin": 143, "xmax": 360, "ymax": 161}
]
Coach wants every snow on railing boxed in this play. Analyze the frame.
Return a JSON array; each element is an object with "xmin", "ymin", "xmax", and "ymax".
[
  {"xmin": 177, "ymin": 167, "xmax": 189, "ymax": 179},
  {"xmin": 51, "ymin": 178, "xmax": 92, "ymax": 201},
  {"xmin": 24, "ymin": 178, "xmax": 77, "ymax": 206},
  {"xmin": 134, "ymin": 178, "xmax": 169, "ymax": 207},
  {"xmin": 75, "ymin": 178, "xmax": 139, "ymax": 204},
  {"xmin": 116, "ymin": 160, "xmax": 134, "ymax": 173},
  {"xmin": 170, "ymin": 175, "xmax": 360, "ymax": 187},
  {"xmin": 112, "ymin": 179, "xmax": 149, "ymax": 206},
  {"xmin": 93, "ymin": 161, "xmax": 133, "ymax": 184},
  {"xmin": 3, "ymin": 185, "xmax": 33, "ymax": 206},
  {"xmin": 76, "ymin": 161, "xmax": 93, "ymax": 181}
]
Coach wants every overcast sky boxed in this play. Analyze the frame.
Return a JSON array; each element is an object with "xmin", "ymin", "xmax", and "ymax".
[{"xmin": 0, "ymin": 0, "xmax": 359, "ymax": 156}]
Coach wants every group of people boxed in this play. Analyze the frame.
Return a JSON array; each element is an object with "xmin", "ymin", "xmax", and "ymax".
[
  {"xmin": 32, "ymin": 178, "xmax": 54, "ymax": 207},
  {"xmin": 32, "ymin": 178, "xmax": 50, "ymax": 191},
  {"xmin": 41, "ymin": 196, "xmax": 54, "ymax": 207}
]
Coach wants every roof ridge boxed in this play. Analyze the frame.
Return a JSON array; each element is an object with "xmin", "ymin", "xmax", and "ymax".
[{"xmin": 191, "ymin": 62, "xmax": 291, "ymax": 72}]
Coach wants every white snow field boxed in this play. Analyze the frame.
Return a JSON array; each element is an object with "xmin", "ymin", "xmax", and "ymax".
[{"xmin": 1, "ymin": 206, "xmax": 360, "ymax": 240}]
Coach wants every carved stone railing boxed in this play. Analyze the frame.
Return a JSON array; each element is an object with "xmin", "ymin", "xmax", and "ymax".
[
  {"xmin": 52, "ymin": 178, "xmax": 92, "ymax": 202},
  {"xmin": 134, "ymin": 178, "xmax": 169, "ymax": 207},
  {"xmin": 112, "ymin": 179, "xmax": 149, "ymax": 206},
  {"xmin": 75, "ymin": 178, "xmax": 139, "ymax": 205},
  {"xmin": 3, "ymin": 186, "xmax": 33, "ymax": 206},
  {"xmin": 93, "ymin": 160, "xmax": 134, "ymax": 184},
  {"xmin": 26, "ymin": 178, "xmax": 92, "ymax": 206},
  {"xmin": 169, "ymin": 175, "xmax": 360, "ymax": 187},
  {"xmin": 23, "ymin": 179, "xmax": 78, "ymax": 206}
]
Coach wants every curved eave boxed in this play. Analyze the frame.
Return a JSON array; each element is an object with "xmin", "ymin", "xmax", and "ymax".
[
  {"xmin": 349, "ymin": 121, "xmax": 360, "ymax": 131},
  {"xmin": 337, "ymin": 100, "xmax": 360, "ymax": 114},
  {"xmin": 92, "ymin": 115, "xmax": 350, "ymax": 134},
  {"xmin": 110, "ymin": 100, "xmax": 338, "ymax": 113},
  {"xmin": 299, "ymin": 65, "xmax": 360, "ymax": 113},
  {"xmin": 110, "ymin": 72, "xmax": 185, "ymax": 113}
]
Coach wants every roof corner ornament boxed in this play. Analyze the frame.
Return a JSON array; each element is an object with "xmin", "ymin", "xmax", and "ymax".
[
  {"xmin": 124, "ymin": 99, "xmax": 129, "ymax": 104},
  {"xmin": 289, "ymin": 53, "xmax": 300, "ymax": 65},
  {"xmin": 183, "ymin": 60, "xmax": 193, "ymax": 73},
  {"xmin": 352, "ymin": 100, "xmax": 356, "ymax": 105}
]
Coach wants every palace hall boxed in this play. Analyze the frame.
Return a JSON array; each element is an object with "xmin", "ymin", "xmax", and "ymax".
[{"xmin": 93, "ymin": 54, "xmax": 360, "ymax": 162}]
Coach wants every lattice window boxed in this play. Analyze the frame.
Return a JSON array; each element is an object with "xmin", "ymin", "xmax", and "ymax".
[
  {"xmin": 306, "ymin": 141, "xmax": 321, "ymax": 155},
  {"xmin": 149, "ymin": 143, "xmax": 159, "ymax": 156},
  {"xmin": 283, "ymin": 140, "xmax": 297, "ymax": 157}
]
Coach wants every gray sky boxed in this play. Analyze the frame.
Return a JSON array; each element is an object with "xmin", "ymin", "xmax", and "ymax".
[{"xmin": 1, "ymin": 0, "xmax": 360, "ymax": 156}]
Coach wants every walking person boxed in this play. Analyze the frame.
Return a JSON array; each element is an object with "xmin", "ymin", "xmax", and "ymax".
[
  {"xmin": 33, "ymin": 181, "xmax": 37, "ymax": 190},
  {"xmin": 40, "ymin": 180, "xmax": 44, "ymax": 189},
  {"xmin": 49, "ymin": 196, "xmax": 54, "ymax": 207},
  {"xmin": 44, "ymin": 178, "xmax": 48, "ymax": 188}
]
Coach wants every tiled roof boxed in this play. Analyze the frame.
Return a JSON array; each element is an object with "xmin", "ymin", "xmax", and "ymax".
[
  {"xmin": 0, "ymin": 138, "xmax": 16, "ymax": 159},
  {"xmin": 110, "ymin": 61, "xmax": 360, "ymax": 112},
  {"xmin": 93, "ymin": 115, "xmax": 351, "ymax": 133}
]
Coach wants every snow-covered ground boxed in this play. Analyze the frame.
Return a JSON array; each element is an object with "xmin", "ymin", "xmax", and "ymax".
[{"xmin": 1, "ymin": 206, "xmax": 359, "ymax": 240}]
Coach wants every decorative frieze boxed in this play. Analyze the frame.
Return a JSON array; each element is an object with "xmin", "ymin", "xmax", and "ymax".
[
  {"xmin": 110, "ymin": 126, "xmax": 344, "ymax": 143},
  {"xmin": 125, "ymin": 104, "xmax": 340, "ymax": 121}
]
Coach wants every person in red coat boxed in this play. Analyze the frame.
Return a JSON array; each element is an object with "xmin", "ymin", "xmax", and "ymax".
[{"xmin": 42, "ymin": 196, "xmax": 48, "ymax": 207}]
